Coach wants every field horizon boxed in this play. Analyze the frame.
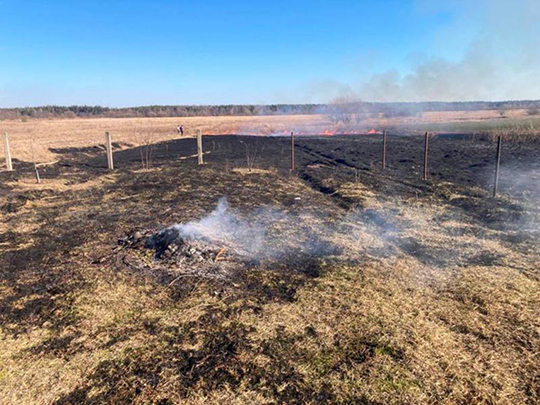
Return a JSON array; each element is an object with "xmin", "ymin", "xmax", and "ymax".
[{"xmin": 1, "ymin": 107, "xmax": 539, "ymax": 165}]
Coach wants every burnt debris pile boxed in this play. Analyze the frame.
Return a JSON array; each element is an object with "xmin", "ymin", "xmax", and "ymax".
[
  {"xmin": 115, "ymin": 198, "xmax": 348, "ymax": 284},
  {"xmin": 117, "ymin": 226, "xmax": 254, "ymax": 282},
  {"xmin": 145, "ymin": 226, "xmax": 225, "ymax": 261}
]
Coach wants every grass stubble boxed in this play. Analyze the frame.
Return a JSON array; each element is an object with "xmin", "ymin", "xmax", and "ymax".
[{"xmin": 0, "ymin": 131, "xmax": 539, "ymax": 404}]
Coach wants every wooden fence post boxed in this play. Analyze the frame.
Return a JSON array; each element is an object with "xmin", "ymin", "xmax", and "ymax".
[
  {"xmin": 34, "ymin": 162, "xmax": 41, "ymax": 184},
  {"xmin": 423, "ymin": 132, "xmax": 429, "ymax": 181},
  {"xmin": 105, "ymin": 132, "xmax": 114, "ymax": 170},
  {"xmin": 381, "ymin": 129, "xmax": 387, "ymax": 170},
  {"xmin": 493, "ymin": 135, "xmax": 502, "ymax": 197},
  {"xmin": 290, "ymin": 131, "xmax": 295, "ymax": 171},
  {"xmin": 197, "ymin": 130, "xmax": 204, "ymax": 165},
  {"xmin": 3, "ymin": 132, "xmax": 13, "ymax": 171}
]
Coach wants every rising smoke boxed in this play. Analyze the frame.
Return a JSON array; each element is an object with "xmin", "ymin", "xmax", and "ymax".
[
  {"xmin": 152, "ymin": 197, "xmax": 402, "ymax": 265},
  {"xmin": 145, "ymin": 187, "xmax": 539, "ymax": 281},
  {"xmin": 346, "ymin": 0, "xmax": 540, "ymax": 102},
  {"xmin": 149, "ymin": 197, "xmax": 366, "ymax": 264},
  {"xmin": 366, "ymin": 0, "xmax": 540, "ymax": 102},
  {"xmin": 171, "ymin": 197, "xmax": 266, "ymax": 257}
]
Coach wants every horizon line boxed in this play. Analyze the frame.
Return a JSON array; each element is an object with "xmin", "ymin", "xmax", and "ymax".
[{"xmin": 2, "ymin": 99, "xmax": 540, "ymax": 110}]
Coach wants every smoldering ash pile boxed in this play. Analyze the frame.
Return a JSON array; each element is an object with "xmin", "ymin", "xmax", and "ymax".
[
  {"xmin": 117, "ymin": 197, "xmax": 344, "ymax": 283},
  {"xmin": 118, "ymin": 198, "xmax": 268, "ymax": 280}
]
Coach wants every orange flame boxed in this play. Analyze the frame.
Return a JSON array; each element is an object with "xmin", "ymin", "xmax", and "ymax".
[{"xmin": 193, "ymin": 128, "xmax": 382, "ymax": 136}]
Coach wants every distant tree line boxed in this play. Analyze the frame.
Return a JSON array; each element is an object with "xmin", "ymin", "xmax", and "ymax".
[
  {"xmin": 1, "ymin": 100, "xmax": 540, "ymax": 120},
  {"xmin": 0, "ymin": 104, "xmax": 322, "ymax": 120}
]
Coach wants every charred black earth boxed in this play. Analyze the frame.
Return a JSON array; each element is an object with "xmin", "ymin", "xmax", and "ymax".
[
  {"xmin": 1, "ymin": 133, "xmax": 539, "ymax": 404},
  {"xmin": 117, "ymin": 226, "xmax": 256, "ymax": 284}
]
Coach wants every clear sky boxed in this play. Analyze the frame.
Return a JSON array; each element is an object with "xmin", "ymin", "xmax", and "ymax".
[{"xmin": 0, "ymin": 0, "xmax": 538, "ymax": 107}]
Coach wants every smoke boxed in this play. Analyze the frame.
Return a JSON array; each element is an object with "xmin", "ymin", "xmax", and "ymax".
[
  {"xmin": 145, "ymin": 187, "xmax": 540, "ymax": 286},
  {"xmin": 171, "ymin": 197, "xmax": 266, "ymax": 257},
  {"xmin": 152, "ymin": 193, "xmax": 441, "ymax": 267},
  {"xmin": 496, "ymin": 166, "xmax": 540, "ymax": 233},
  {"xmin": 357, "ymin": 0, "xmax": 540, "ymax": 102},
  {"xmin": 153, "ymin": 197, "xmax": 369, "ymax": 263}
]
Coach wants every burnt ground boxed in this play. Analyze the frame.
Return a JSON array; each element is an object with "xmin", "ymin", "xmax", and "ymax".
[
  {"xmin": 294, "ymin": 134, "xmax": 540, "ymax": 229},
  {"xmin": 0, "ymin": 134, "xmax": 539, "ymax": 404}
]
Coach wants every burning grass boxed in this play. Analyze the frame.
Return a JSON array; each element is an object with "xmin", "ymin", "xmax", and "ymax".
[
  {"xmin": 0, "ymin": 135, "xmax": 539, "ymax": 404},
  {"xmin": 1, "ymin": 108, "xmax": 539, "ymax": 167}
]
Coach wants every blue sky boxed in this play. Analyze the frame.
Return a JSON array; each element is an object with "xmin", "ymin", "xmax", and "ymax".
[{"xmin": 0, "ymin": 0, "xmax": 536, "ymax": 107}]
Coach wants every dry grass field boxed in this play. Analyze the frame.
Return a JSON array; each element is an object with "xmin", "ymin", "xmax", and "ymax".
[
  {"xmin": 1, "ymin": 118, "xmax": 539, "ymax": 404},
  {"xmin": 1, "ymin": 115, "xmax": 331, "ymax": 164},
  {"xmin": 1, "ymin": 108, "xmax": 537, "ymax": 165}
]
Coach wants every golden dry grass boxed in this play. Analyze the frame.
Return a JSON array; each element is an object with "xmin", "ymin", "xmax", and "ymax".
[
  {"xmin": 1, "ymin": 118, "xmax": 539, "ymax": 404},
  {"xmin": 1, "ymin": 157, "xmax": 539, "ymax": 403}
]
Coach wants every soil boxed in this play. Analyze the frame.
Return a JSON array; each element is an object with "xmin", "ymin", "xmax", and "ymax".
[
  {"xmin": 2, "ymin": 133, "xmax": 538, "ymax": 289},
  {"xmin": 1, "ymin": 133, "xmax": 539, "ymax": 404},
  {"xmin": 2, "ymin": 133, "xmax": 539, "ymax": 293}
]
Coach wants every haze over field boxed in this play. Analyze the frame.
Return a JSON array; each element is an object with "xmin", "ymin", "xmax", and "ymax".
[{"xmin": 0, "ymin": 0, "xmax": 538, "ymax": 107}]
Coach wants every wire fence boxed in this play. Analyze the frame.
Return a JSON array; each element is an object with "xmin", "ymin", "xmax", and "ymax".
[{"xmin": 1, "ymin": 126, "xmax": 539, "ymax": 199}]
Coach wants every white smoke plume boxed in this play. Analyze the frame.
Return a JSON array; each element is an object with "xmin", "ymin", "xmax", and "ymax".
[
  {"xmin": 148, "ymin": 190, "xmax": 539, "ymax": 279},
  {"xmin": 357, "ymin": 0, "xmax": 540, "ymax": 102},
  {"xmin": 171, "ymin": 197, "xmax": 266, "ymax": 257},
  {"xmin": 156, "ymin": 197, "xmax": 355, "ymax": 262}
]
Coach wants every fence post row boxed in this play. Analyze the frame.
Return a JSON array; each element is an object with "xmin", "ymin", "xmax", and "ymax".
[
  {"xmin": 1, "ymin": 127, "xmax": 506, "ymax": 199},
  {"xmin": 493, "ymin": 135, "xmax": 502, "ymax": 197},
  {"xmin": 197, "ymin": 130, "xmax": 204, "ymax": 165},
  {"xmin": 105, "ymin": 132, "xmax": 114, "ymax": 170},
  {"xmin": 3, "ymin": 132, "xmax": 13, "ymax": 171}
]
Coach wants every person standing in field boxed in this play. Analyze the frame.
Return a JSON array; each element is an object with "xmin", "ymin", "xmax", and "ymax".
[{"xmin": 177, "ymin": 125, "xmax": 184, "ymax": 135}]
